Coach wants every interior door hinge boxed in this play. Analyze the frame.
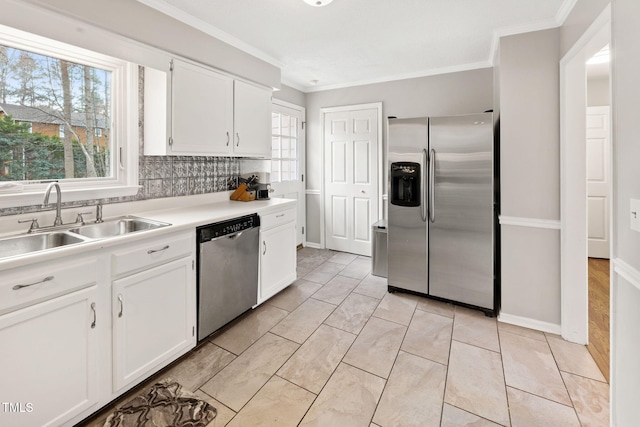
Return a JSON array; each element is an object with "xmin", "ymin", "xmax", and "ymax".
[
  {"xmin": 192, "ymin": 326, "xmax": 195, "ymax": 337},
  {"xmin": 302, "ymin": 121, "xmax": 305, "ymax": 130},
  {"xmin": 192, "ymin": 259, "xmax": 195, "ymax": 270},
  {"xmin": 169, "ymin": 59, "xmax": 174, "ymax": 72},
  {"xmin": 169, "ymin": 136, "xmax": 174, "ymax": 146},
  {"xmin": 302, "ymin": 226, "xmax": 305, "ymax": 235}
]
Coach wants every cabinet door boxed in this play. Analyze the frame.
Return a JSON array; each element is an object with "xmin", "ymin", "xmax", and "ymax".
[
  {"xmin": 259, "ymin": 222, "xmax": 297, "ymax": 303},
  {"xmin": 171, "ymin": 59, "xmax": 233, "ymax": 155},
  {"xmin": 113, "ymin": 257, "xmax": 195, "ymax": 392},
  {"xmin": 233, "ymin": 80, "xmax": 272, "ymax": 157},
  {"xmin": 0, "ymin": 286, "xmax": 99, "ymax": 427}
]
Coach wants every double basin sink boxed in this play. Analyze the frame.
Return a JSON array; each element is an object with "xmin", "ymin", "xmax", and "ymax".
[{"xmin": 0, "ymin": 216, "xmax": 171, "ymax": 259}]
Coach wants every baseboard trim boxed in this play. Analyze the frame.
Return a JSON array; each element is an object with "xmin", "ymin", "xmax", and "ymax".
[
  {"xmin": 613, "ymin": 258, "xmax": 640, "ymax": 292},
  {"xmin": 498, "ymin": 312, "xmax": 562, "ymax": 335},
  {"xmin": 304, "ymin": 242, "xmax": 321, "ymax": 249},
  {"xmin": 499, "ymin": 216, "xmax": 561, "ymax": 230}
]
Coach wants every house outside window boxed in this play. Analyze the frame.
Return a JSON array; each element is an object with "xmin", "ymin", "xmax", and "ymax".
[{"xmin": 0, "ymin": 24, "xmax": 138, "ymax": 207}]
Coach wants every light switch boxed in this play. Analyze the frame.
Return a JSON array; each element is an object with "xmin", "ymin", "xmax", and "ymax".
[{"xmin": 631, "ymin": 199, "xmax": 640, "ymax": 232}]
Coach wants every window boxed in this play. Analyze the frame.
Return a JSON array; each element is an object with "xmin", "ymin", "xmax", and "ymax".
[
  {"xmin": 1, "ymin": 42, "xmax": 112, "ymax": 182},
  {"xmin": 0, "ymin": 24, "xmax": 138, "ymax": 207},
  {"xmin": 271, "ymin": 111, "xmax": 298, "ymax": 182}
]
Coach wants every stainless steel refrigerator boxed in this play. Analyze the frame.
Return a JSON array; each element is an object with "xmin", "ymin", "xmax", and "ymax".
[{"xmin": 387, "ymin": 113, "xmax": 495, "ymax": 312}]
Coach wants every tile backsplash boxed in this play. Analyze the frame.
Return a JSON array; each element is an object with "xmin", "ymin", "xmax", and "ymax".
[
  {"xmin": 139, "ymin": 156, "xmax": 240, "ymax": 199},
  {"xmin": 0, "ymin": 67, "xmax": 243, "ymax": 216}
]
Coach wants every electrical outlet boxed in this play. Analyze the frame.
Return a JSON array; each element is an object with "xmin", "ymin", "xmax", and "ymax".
[{"xmin": 631, "ymin": 198, "xmax": 640, "ymax": 232}]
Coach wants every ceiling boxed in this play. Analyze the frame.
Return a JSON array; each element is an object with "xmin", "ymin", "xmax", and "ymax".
[{"xmin": 137, "ymin": 0, "xmax": 575, "ymax": 92}]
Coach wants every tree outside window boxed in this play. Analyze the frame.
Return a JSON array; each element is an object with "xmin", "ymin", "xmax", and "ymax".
[{"xmin": 0, "ymin": 44, "xmax": 112, "ymax": 182}]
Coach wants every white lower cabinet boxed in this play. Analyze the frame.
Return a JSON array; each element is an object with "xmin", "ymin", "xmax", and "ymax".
[
  {"xmin": 0, "ymin": 285, "xmax": 99, "ymax": 427},
  {"xmin": 259, "ymin": 208, "xmax": 297, "ymax": 303},
  {"xmin": 0, "ymin": 230, "xmax": 195, "ymax": 427},
  {"xmin": 112, "ymin": 256, "xmax": 194, "ymax": 392}
]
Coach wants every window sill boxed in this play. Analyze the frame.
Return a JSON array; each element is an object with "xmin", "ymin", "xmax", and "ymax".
[{"xmin": 0, "ymin": 185, "xmax": 142, "ymax": 209}]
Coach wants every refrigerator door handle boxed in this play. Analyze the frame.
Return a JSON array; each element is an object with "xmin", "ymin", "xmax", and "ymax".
[
  {"xmin": 429, "ymin": 148, "xmax": 436, "ymax": 223},
  {"xmin": 421, "ymin": 148, "xmax": 428, "ymax": 222}
]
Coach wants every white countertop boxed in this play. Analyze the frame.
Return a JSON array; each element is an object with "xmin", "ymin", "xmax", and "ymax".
[{"xmin": 0, "ymin": 193, "xmax": 296, "ymax": 271}]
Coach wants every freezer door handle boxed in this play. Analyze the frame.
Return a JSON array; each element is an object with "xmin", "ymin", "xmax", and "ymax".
[
  {"xmin": 421, "ymin": 149, "xmax": 428, "ymax": 222},
  {"xmin": 429, "ymin": 148, "xmax": 436, "ymax": 223}
]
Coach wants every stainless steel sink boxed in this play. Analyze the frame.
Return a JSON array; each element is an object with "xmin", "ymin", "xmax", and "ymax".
[
  {"xmin": 0, "ymin": 232, "xmax": 86, "ymax": 258},
  {"xmin": 0, "ymin": 216, "xmax": 171, "ymax": 260},
  {"xmin": 68, "ymin": 216, "xmax": 170, "ymax": 239}
]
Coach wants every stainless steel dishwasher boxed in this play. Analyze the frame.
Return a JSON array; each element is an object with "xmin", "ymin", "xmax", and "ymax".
[{"xmin": 197, "ymin": 213, "xmax": 260, "ymax": 341}]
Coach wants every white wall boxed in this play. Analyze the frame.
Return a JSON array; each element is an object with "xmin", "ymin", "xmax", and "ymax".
[
  {"xmin": 561, "ymin": 0, "xmax": 611, "ymax": 57},
  {"xmin": 304, "ymin": 68, "xmax": 494, "ymax": 246},
  {"xmin": 587, "ymin": 76, "xmax": 610, "ymax": 106},
  {"xmin": 274, "ymin": 84, "xmax": 306, "ymax": 107},
  {"xmin": 611, "ymin": 0, "xmax": 640, "ymax": 423},
  {"xmin": 497, "ymin": 28, "xmax": 562, "ymax": 329}
]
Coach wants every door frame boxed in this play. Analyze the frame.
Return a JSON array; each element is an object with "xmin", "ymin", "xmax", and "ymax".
[
  {"xmin": 560, "ymin": 5, "xmax": 611, "ymax": 344},
  {"xmin": 320, "ymin": 102, "xmax": 383, "ymax": 250},
  {"xmin": 272, "ymin": 99, "xmax": 306, "ymax": 246}
]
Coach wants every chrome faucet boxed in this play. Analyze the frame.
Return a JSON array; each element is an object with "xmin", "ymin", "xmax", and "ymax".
[
  {"xmin": 95, "ymin": 202, "xmax": 103, "ymax": 223},
  {"xmin": 42, "ymin": 182, "xmax": 63, "ymax": 226}
]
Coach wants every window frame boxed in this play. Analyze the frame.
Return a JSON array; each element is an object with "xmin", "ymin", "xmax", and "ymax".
[
  {"xmin": 0, "ymin": 24, "xmax": 139, "ymax": 208},
  {"xmin": 271, "ymin": 110, "xmax": 300, "ymax": 183}
]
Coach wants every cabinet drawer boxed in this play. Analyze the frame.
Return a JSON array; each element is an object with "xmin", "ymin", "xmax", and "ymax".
[
  {"xmin": 260, "ymin": 208, "xmax": 295, "ymax": 230},
  {"xmin": 0, "ymin": 256, "xmax": 97, "ymax": 315},
  {"xmin": 112, "ymin": 232, "xmax": 193, "ymax": 277}
]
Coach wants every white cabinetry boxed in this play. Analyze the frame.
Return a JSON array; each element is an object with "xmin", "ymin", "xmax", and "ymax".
[
  {"xmin": 170, "ymin": 59, "xmax": 234, "ymax": 155},
  {"xmin": 111, "ymin": 232, "xmax": 195, "ymax": 393},
  {"xmin": 259, "ymin": 207, "xmax": 297, "ymax": 303},
  {"xmin": 144, "ymin": 59, "xmax": 271, "ymax": 157},
  {"xmin": 0, "ymin": 258, "xmax": 99, "ymax": 427},
  {"xmin": 232, "ymin": 80, "xmax": 271, "ymax": 157}
]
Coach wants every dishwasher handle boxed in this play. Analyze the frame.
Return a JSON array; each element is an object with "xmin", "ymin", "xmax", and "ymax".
[{"xmin": 202, "ymin": 228, "xmax": 256, "ymax": 243}]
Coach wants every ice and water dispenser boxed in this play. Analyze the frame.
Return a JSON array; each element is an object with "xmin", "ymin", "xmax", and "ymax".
[{"xmin": 390, "ymin": 162, "xmax": 421, "ymax": 207}]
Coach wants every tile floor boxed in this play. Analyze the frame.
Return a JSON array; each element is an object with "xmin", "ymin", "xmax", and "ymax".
[{"xmin": 82, "ymin": 247, "xmax": 609, "ymax": 427}]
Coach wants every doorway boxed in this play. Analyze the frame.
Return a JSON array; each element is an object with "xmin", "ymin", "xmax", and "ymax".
[
  {"xmin": 560, "ymin": 5, "xmax": 610, "ymax": 347},
  {"xmin": 586, "ymin": 49, "xmax": 611, "ymax": 382},
  {"xmin": 321, "ymin": 103, "xmax": 382, "ymax": 256}
]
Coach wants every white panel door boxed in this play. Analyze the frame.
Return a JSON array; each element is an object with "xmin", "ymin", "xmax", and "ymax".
[
  {"xmin": 324, "ymin": 108, "xmax": 378, "ymax": 256},
  {"xmin": 586, "ymin": 105, "xmax": 610, "ymax": 259}
]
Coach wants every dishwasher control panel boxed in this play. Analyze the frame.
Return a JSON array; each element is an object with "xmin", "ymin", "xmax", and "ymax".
[{"xmin": 198, "ymin": 213, "xmax": 260, "ymax": 242}]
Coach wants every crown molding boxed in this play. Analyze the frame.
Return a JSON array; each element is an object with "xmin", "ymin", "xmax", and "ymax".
[
  {"xmin": 135, "ymin": 0, "xmax": 284, "ymax": 69},
  {"xmin": 489, "ymin": 0, "xmax": 577, "ymax": 66},
  {"xmin": 555, "ymin": 0, "xmax": 579, "ymax": 26},
  {"xmin": 137, "ymin": 0, "xmax": 578, "ymax": 93},
  {"xmin": 302, "ymin": 61, "xmax": 493, "ymax": 93}
]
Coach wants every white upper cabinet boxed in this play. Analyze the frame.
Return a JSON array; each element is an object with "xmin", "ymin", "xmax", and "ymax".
[
  {"xmin": 171, "ymin": 59, "xmax": 234, "ymax": 155},
  {"xmin": 233, "ymin": 80, "xmax": 272, "ymax": 157},
  {"xmin": 144, "ymin": 58, "xmax": 271, "ymax": 157}
]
